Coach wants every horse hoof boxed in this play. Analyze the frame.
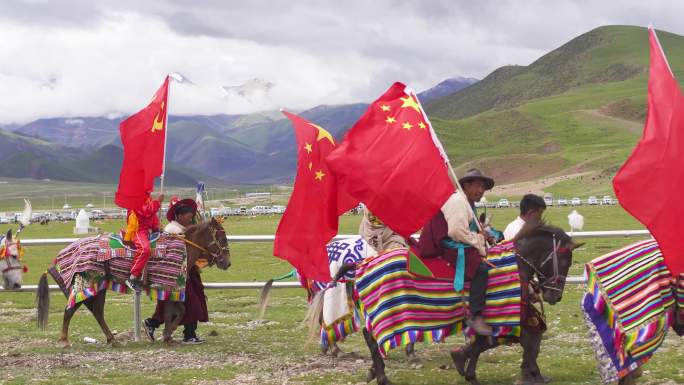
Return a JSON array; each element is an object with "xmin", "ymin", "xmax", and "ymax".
[
  {"xmin": 450, "ymin": 349, "xmax": 468, "ymax": 377},
  {"xmin": 366, "ymin": 367, "xmax": 376, "ymax": 383},
  {"xmin": 108, "ymin": 339, "xmax": 122, "ymax": 348},
  {"xmin": 57, "ymin": 340, "xmax": 70, "ymax": 349}
]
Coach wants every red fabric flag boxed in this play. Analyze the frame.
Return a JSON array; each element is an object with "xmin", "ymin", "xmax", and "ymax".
[
  {"xmin": 115, "ymin": 76, "xmax": 169, "ymax": 210},
  {"xmin": 613, "ymin": 28, "xmax": 684, "ymax": 277},
  {"xmin": 326, "ymin": 82, "xmax": 454, "ymax": 237},
  {"xmin": 273, "ymin": 111, "xmax": 358, "ymax": 282}
]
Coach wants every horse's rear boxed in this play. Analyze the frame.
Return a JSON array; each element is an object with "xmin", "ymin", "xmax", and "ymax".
[
  {"xmin": 582, "ymin": 240, "xmax": 681, "ymax": 384},
  {"xmin": 36, "ymin": 235, "xmax": 104, "ymax": 331}
]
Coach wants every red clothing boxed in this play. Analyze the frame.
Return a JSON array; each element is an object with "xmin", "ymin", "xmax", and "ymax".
[
  {"xmin": 129, "ymin": 198, "xmax": 161, "ymax": 277},
  {"xmin": 152, "ymin": 267, "xmax": 208, "ymax": 324},
  {"xmin": 418, "ymin": 210, "xmax": 481, "ymax": 280},
  {"xmin": 130, "ymin": 199, "xmax": 161, "ymax": 232}
]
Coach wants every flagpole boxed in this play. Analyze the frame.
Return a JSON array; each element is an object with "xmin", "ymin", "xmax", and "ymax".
[
  {"xmin": 410, "ymin": 88, "xmax": 484, "ymax": 233},
  {"xmin": 159, "ymin": 74, "xmax": 171, "ymax": 197}
]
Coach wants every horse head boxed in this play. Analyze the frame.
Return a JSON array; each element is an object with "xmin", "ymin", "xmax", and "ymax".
[
  {"xmin": 0, "ymin": 229, "xmax": 25, "ymax": 289},
  {"xmin": 184, "ymin": 217, "xmax": 231, "ymax": 270},
  {"xmin": 514, "ymin": 220, "xmax": 583, "ymax": 305}
]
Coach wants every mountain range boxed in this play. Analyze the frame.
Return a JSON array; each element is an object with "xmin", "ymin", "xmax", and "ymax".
[
  {"xmin": 1, "ymin": 25, "xmax": 680, "ymax": 196},
  {"xmin": 0, "ymin": 77, "xmax": 476, "ymax": 184}
]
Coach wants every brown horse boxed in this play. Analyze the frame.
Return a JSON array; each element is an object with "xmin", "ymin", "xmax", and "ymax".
[
  {"xmin": 357, "ymin": 221, "xmax": 582, "ymax": 385},
  {"xmin": 36, "ymin": 218, "xmax": 231, "ymax": 347}
]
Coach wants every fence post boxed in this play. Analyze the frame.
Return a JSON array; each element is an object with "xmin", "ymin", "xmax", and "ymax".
[{"xmin": 133, "ymin": 291, "xmax": 141, "ymax": 341}]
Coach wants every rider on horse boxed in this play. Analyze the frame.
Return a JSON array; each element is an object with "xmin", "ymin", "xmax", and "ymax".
[
  {"xmin": 143, "ymin": 197, "xmax": 209, "ymax": 344},
  {"xmin": 124, "ymin": 192, "xmax": 164, "ymax": 292},
  {"xmin": 418, "ymin": 168, "xmax": 495, "ymax": 336},
  {"xmin": 503, "ymin": 194, "xmax": 546, "ymax": 240}
]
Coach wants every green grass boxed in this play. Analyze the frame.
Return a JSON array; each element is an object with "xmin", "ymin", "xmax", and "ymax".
[{"xmin": 1, "ymin": 206, "xmax": 682, "ymax": 384}]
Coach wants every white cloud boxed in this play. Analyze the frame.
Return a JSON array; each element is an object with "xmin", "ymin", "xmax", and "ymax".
[{"xmin": 1, "ymin": 0, "xmax": 684, "ymax": 123}]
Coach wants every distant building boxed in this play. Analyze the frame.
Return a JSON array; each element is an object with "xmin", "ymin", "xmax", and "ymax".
[{"xmin": 245, "ymin": 192, "xmax": 271, "ymax": 198}]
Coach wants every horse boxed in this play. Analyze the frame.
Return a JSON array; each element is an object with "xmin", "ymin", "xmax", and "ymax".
[
  {"xmin": 311, "ymin": 220, "xmax": 581, "ymax": 385},
  {"xmin": 449, "ymin": 222, "xmax": 582, "ymax": 385},
  {"xmin": 581, "ymin": 239, "xmax": 684, "ymax": 385},
  {"xmin": 261, "ymin": 236, "xmax": 378, "ymax": 357},
  {"xmin": 0, "ymin": 230, "xmax": 26, "ymax": 289},
  {"xmin": 36, "ymin": 218, "xmax": 231, "ymax": 347}
]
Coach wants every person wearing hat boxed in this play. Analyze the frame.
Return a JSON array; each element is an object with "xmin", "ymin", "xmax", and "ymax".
[
  {"xmin": 417, "ymin": 168, "xmax": 495, "ymax": 335},
  {"xmin": 143, "ymin": 197, "xmax": 209, "ymax": 344}
]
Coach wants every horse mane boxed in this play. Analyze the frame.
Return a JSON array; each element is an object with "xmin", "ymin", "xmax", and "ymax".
[{"xmin": 514, "ymin": 219, "xmax": 571, "ymax": 244}]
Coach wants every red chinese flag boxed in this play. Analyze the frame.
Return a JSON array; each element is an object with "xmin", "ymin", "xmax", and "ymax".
[
  {"xmin": 613, "ymin": 28, "xmax": 684, "ymax": 277},
  {"xmin": 115, "ymin": 76, "xmax": 169, "ymax": 210},
  {"xmin": 326, "ymin": 82, "xmax": 454, "ymax": 237},
  {"xmin": 273, "ymin": 111, "xmax": 357, "ymax": 282}
]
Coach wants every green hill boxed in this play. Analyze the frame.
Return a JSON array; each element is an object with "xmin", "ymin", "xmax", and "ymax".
[{"xmin": 427, "ymin": 25, "xmax": 684, "ymax": 196}]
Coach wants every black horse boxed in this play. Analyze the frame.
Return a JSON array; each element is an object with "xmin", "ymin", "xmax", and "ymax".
[{"xmin": 360, "ymin": 220, "xmax": 583, "ymax": 385}]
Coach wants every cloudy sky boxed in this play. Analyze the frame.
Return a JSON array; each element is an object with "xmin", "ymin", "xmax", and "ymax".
[{"xmin": 0, "ymin": 0, "xmax": 683, "ymax": 123}]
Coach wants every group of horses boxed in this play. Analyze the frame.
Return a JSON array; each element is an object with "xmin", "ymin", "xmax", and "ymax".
[{"xmin": 0, "ymin": 208, "xmax": 681, "ymax": 384}]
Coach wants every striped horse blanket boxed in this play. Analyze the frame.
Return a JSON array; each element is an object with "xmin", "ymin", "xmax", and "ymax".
[
  {"xmin": 582, "ymin": 240, "xmax": 675, "ymax": 383},
  {"xmin": 356, "ymin": 242, "xmax": 521, "ymax": 357},
  {"xmin": 49, "ymin": 233, "xmax": 188, "ymax": 309}
]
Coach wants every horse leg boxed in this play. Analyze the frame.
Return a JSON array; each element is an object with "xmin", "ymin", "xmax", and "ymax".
[
  {"xmin": 362, "ymin": 327, "xmax": 392, "ymax": 385},
  {"xmin": 520, "ymin": 330, "xmax": 548, "ymax": 385},
  {"xmin": 450, "ymin": 341, "xmax": 473, "ymax": 376},
  {"xmin": 162, "ymin": 301, "xmax": 185, "ymax": 344},
  {"xmin": 81, "ymin": 291, "xmax": 119, "ymax": 347},
  {"xmin": 464, "ymin": 336, "xmax": 493, "ymax": 385},
  {"xmin": 618, "ymin": 373, "xmax": 637, "ymax": 385},
  {"xmin": 405, "ymin": 342, "xmax": 419, "ymax": 362},
  {"xmin": 58, "ymin": 301, "xmax": 84, "ymax": 348}
]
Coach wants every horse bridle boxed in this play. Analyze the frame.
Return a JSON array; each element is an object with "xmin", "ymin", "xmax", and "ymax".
[
  {"xmin": 516, "ymin": 234, "xmax": 567, "ymax": 293},
  {"xmin": 1, "ymin": 258, "xmax": 22, "ymax": 274},
  {"xmin": 174, "ymin": 225, "xmax": 229, "ymax": 266}
]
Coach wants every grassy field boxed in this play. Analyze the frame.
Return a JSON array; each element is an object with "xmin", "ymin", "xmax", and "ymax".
[{"xmin": 0, "ymin": 206, "xmax": 681, "ymax": 385}]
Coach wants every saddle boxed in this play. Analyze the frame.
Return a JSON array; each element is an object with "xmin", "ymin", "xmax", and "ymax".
[{"xmin": 110, "ymin": 231, "xmax": 162, "ymax": 251}]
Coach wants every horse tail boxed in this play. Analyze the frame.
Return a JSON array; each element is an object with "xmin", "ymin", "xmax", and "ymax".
[
  {"xmin": 257, "ymin": 269, "xmax": 298, "ymax": 320},
  {"xmin": 333, "ymin": 263, "xmax": 356, "ymax": 282},
  {"xmin": 36, "ymin": 272, "xmax": 50, "ymax": 330},
  {"xmin": 257, "ymin": 279, "xmax": 275, "ymax": 321},
  {"xmin": 303, "ymin": 289, "xmax": 325, "ymax": 341}
]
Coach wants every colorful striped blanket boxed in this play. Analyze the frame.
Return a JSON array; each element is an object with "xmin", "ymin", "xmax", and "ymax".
[
  {"xmin": 49, "ymin": 233, "xmax": 188, "ymax": 309},
  {"xmin": 356, "ymin": 242, "xmax": 521, "ymax": 357},
  {"xmin": 582, "ymin": 240, "xmax": 675, "ymax": 383}
]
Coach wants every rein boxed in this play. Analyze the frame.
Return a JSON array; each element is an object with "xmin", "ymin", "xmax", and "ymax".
[
  {"xmin": 516, "ymin": 234, "xmax": 566, "ymax": 293},
  {"xmin": 172, "ymin": 225, "xmax": 228, "ymax": 265}
]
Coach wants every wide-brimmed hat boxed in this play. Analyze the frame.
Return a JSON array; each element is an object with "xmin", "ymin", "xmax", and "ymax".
[
  {"xmin": 166, "ymin": 198, "xmax": 198, "ymax": 222},
  {"xmin": 459, "ymin": 168, "xmax": 495, "ymax": 190}
]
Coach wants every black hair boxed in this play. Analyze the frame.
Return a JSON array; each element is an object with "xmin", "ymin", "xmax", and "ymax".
[
  {"xmin": 174, "ymin": 204, "xmax": 195, "ymax": 219},
  {"xmin": 520, "ymin": 194, "xmax": 546, "ymax": 216}
]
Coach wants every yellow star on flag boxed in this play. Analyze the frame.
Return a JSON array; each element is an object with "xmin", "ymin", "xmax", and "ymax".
[
  {"xmin": 309, "ymin": 123, "xmax": 335, "ymax": 144},
  {"xmin": 402, "ymin": 122, "xmax": 413, "ymax": 131},
  {"xmin": 315, "ymin": 170, "xmax": 326, "ymax": 181},
  {"xmin": 380, "ymin": 105, "xmax": 391, "ymax": 112},
  {"xmin": 304, "ymin": 142, "xmax": 313, "ymax": 153},
  {"xmin": 400, "ymin": 96, "xmax": 421, "ymax": 113},
  {"xmin": 385, "ymin": 116, "xmax": 396, "ymax": 124},
  {"xmin": 418, "ymin": 122, "xmax": 427, "ymax": 129}
]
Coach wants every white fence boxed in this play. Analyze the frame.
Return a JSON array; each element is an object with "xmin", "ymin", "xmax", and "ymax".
[
  {"xmin": 4, "ymin": 229, "xmax": 651, "ymax": 293},
  {"xmin": 17, "ymin": 229, "xmax": 651, "ymax": 246}
]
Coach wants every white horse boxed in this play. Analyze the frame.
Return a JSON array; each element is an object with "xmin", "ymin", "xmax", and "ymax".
[{"xmin": 1, "ymin": 199, "xmax": 32, "ymax": 290}]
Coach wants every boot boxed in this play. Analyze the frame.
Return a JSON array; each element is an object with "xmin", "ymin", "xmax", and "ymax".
[{"xmin": 466, "ymin": 316, "xmax": 493, "ymax": 336}]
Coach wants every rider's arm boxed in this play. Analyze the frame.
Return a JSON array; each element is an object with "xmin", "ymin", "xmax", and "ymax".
[{"xmin": 441, "ymin": 193, "xmax": 486, "ymax": 256}]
